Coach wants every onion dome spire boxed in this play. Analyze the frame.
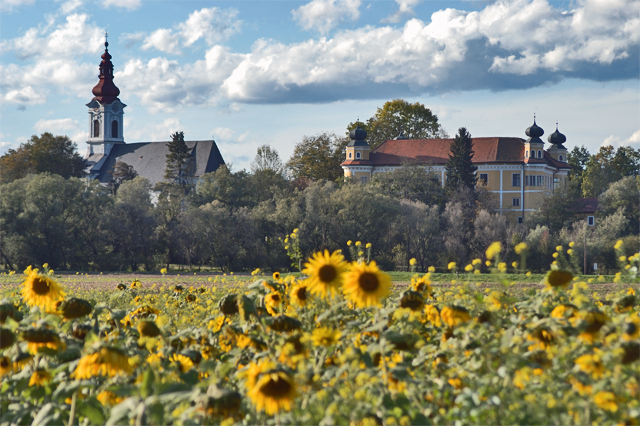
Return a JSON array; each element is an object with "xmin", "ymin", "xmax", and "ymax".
[
  {"xmin": 547, "ymin": 122, "xmax": 567, "ymax": 147},
  {"xmin": 525, "ymin": 115, "xmax": 544, "ymax": 138},
  {"xmin": 91, "ymin": 32, "xmax": 120, "ymax": 104},
  {"xmin": 348, "ymin": 121, "xmax": 369, "ymax": 147}
]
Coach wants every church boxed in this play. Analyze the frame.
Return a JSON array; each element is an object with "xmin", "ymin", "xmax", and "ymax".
[
  {"xmin": 83, "ymin": 38, "xmax": 225, "ymax": 186},
  {"xmin": 341, "ymin": 119, "xmax": 571, "ymax": 224}
]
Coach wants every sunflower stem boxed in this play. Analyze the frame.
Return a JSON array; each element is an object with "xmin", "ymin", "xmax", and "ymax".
[{"xmin": 67, "ymin": 391, "xmax": 77, "ymax": 426}]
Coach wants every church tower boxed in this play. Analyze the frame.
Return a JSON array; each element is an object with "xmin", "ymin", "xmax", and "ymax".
[
  {"xmin": 85, "ymin": 34, "xmax": 126, "ymax": 158},
  {"xmin": 523, "ymin": 116, "xmax": 545, "ymax": 160}
]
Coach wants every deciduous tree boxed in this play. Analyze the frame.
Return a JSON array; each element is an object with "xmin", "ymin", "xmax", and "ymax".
[{"xmin": 286, "ymin": 132, "xmax": 349, "ymax": 182}]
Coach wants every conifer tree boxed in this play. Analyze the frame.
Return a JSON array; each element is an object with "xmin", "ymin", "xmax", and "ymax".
[
  {"xmin": 164, "ymin": 131, "xmax": 194, "ymax": 188},
  {"xmin": 445, "ymin": 127, "xmax": 477, "ymax": 193}
]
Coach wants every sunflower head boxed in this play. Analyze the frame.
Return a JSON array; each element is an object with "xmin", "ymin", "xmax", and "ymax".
[
  {"xmin": 0, "ymin": 303, "xmax": 20, "ymax": 324},
  {"xmin": 343, "ymin": 261, "xmax": 392, "ymax": 308},
  {"xmin": 200, "ymin": 386, "xmax": 243, "ymax": 419},
  {"xmin": 399, "ymin": 291, "xmax": 424, "ymax": 312},
  {"xmin": 21, "ymin": 269, "xmax": 65, "ymax": 309},
  {"xmin": 219, "ymin": 294, "xmax": 239, "ymax": 316},
  {"xmin": 71, "ymin": 323, "xmax": 93, "ymax": 341},
  {"xmin": 621, "ymin": 342, "xmax": 640, "ymax": 364},
  {"xmin": 310, "ymin": 327, "xmax": 341, "ymax": 347},
  {"xmin": 290, "ymin": 283, "xmax": 309, "ymax": 307},
  {"xmin": 264, "ymin": 293, "xmax": 283, "ymax": 316},
  {"xmin": 0, "ymin": 328, "xmax": 16, "ymax": 349},
  {"xmin": 170, "ymin": 353, "xmax": 194, "ymax": 373},
  {"xmin": 269, "ymin": 315, "xmax": 302, "ymax": 332},
  {"xmin": 545, "ymin": 270, "xmax": 573, "ymax": 288},
  {"xmin": 246, "ymin": 361, "xmax": 296, "ymax": 416},
  {"xmin": 615, "ymin": 295, "xmax": 636, "ymax": 313},
  {"xmin": 273, "ymin": 272, "xmax": 281, "ymax": 281},
  {"xmin": 440, "ymin": 306, "xmax": 471, "ymax": 328},
  {"xmin": 0, "ymin": 356, "xmax": 11, "ymax": 376},
  {"xmin": 73, "ymin": 347, "xmax": 131, "ymax": 379},
  {"xmin": 116, "ymin": 283, "xmax": 126, "ymax": 291},
  {"xmin": 137, "ymin": 320, "xmax": 162, "ymax": 337},
  {"xmin": 28, "ymin": 369, "xmax": 51, "ymax": 387},
  {"xmin": 58, "ymin": 298, "xmax": 92, "ymax": 319},
  {"xmin": 303, "ymin": 250, "xmax": 348, "ymax": 299}
]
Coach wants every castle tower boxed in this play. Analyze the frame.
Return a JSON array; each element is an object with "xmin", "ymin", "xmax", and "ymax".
[
  {"xmin": 342, "ymin": 123, "xmax": 373, "ymax": 182},
  {"xmin": 524, "ymin": 116, "xmax": 545, "ymax": 161},
  {"xmin": 85, "ymin": 33, "xmax": 126, "ymax": 158},
  {"xmin": 547, "ymin": 123, "xmax": 568, "ymax": 162}
]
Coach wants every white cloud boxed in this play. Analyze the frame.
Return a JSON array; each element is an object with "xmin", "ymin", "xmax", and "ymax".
[
  {"xmin": 139, "ymin": 7, "xmax": 241, "ymax": 54},
  {"xmin": 382, "ymin": 0, "xmax": 420, "ymax": 24},
  {"xmin": 212, "ymin": 127, "xmax": 235, "ymax": 140},
  {"xmin": 602, "ymin": 130, "xmax": 640, "ymax": 149},
  {"xmin": 4, "ymin": 86, "xmax": 45, "ymax": 105},
  {"xmin": 0, "ymin": 0, "xmax": 35, "ymax": 12},
  {"xmin": 34, "ymin": 118, "xmax": 80, "ymax": 133},
  {"xmin": 292, "ymin": 0, "xmax": 361, "ymax": 34},
  {"xmin": 102, "ymin": 0, "xmax": 141, "ymax": 11},
  {"xmin": 59, "ymin": 0, "xmax": 83, "ymax": 14}
]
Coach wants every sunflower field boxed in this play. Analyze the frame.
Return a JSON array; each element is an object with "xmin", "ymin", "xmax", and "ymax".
[{"xmin": 1, "ymin": 240, "xmax": 639, "ymax": 426}]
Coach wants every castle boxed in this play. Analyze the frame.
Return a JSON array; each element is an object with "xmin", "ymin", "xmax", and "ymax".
[{"xmin": 341, "ymin": 120, "xmax": 572, "ymax": 223}]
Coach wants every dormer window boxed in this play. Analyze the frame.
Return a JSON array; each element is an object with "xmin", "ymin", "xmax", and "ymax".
[
  {"xmin": 538, "ymin": 150, "xmax": 542, "ymax": 159},
  {"xmin": 525, "ymin": 150, "xmax": 528, "ymax": 158},
  {"xmin": 356, "ymin": 152, "xmax": 361, "ymax": 159},
  {"xmin": 348, "ymin": 152, "xmax": 352, "ymax": 159},
  {"xmin": 559, "ymin": 155, "xmax": 563, "ymax": 162}
]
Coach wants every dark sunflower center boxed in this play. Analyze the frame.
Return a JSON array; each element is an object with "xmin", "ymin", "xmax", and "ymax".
[
  {"xmin": 271, "ymin": 294, "xmax": 281, "ymax": 303},
  {"xmin": 260, "ymin": 376, "xmax": 292, "ymax": 397},
  {"xmin": 0, "ymin": 358, "xmax": 8, "ymax": 368},
  {"xmin": 318, "ymin": 265, "xmax": 337, "ymax": 283},
  {"xmin": 32, "ymin": 278, "xmax": 50, "ymax": 295},
  {"xmin": 297, "ymin": 287, "xmax": 307, "ymax": 300},
  {"xmin": 624, "ymin": 322, "xmax": 637, "ymax": 335},
  {"xmin": 358, "ymin": 272, "xmax": 379, "ymax": 292}
]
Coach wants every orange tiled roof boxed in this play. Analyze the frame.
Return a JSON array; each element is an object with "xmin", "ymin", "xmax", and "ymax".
[{"xmin": 363, "ymin": 137, "xmax": 569, "ymax": 169}]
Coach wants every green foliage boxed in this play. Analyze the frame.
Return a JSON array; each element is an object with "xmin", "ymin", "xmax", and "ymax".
[
  {"xmin": 0, "ymin": 132, "xmax": 86, "ymax": 184},
  {"xmin": 582, "ymin": 145, "xmax": 640, "ymax": 197},
  {"xmin": 598, "ymin": 176, "xmax": 640, "ymax": 235},
  {"xmin": 286, "ymin": 132, "xmax": 349, "ymax": 182},
  {"xmin": 372, "ymin": 163, "xmax": 446, "ymax": 207},
  {"xmin": 346, "ymin": 99, "xmax": 447, "ymax": 150},
  {"xmin": 107, "ymin": 161, "xmax": 138, "ymax": 195},
  {"xmin": 567, "ymin": 145, "xmax": 590, "ymax": 193},
  {"xmin": 444, "ymin": 127, "xmax": 477, "ymax": 194},
  {"xmin": 526, "ymin": 180, "xmax": 581, "ymax": 233},
  {"xmin": 164, "ymin": 131, "xmax": 195, "ymax": 189}
]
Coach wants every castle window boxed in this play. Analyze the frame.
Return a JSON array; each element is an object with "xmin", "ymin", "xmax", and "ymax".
[
  {"xmin": 588, "ymin": 216, "xmax": 595, "ymax": 226},
  {"xmin": 479, "ymin": 173, "xmax": 488, "ymax": 185},
  {"xmin": 360, "ymin": 176, "xmax": 368, "ymax": 183},
  {"xmin": 512, "ymin": 173, "xmax": 520, "ymax": 187},
  {"xmin": 538, "ymin": 150, "xmax": 542, "ymax": 158},
  {"xmin": 537, "ymin": 175, "xmax": 543, "ymax": 186},
  {"xmin": 559, "ymin": 155, "xmax": 563, "ymax": 162},
  {"xmin": 356, "ymin": 152, "xmax": 361, "ymax": 159},
  {"xmin": 111, "ymin": 120, "xmax": 118, "ymax": 138},
  {"xmin": 348, "ymin": 152, "xmax": 352, "ymax": 159},
  {"xmin": 512, "ymin": 198, "xmax": 520, "ymax": 207},
  {"xmin": 93, "ymin": 120, "xmax": 100, "ymax": 137},
  {"xmin": 517, "ymin": 216, "xmax": 523, "ymax": 224},
  {"xmin": 525, "ymin": 150, "xmax": 528, "ymax": 158}
]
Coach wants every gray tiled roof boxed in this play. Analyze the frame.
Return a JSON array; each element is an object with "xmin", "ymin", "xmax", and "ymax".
[{"xmin": 86, "ymin": 140, "xmax": 225, "ymax": 186}]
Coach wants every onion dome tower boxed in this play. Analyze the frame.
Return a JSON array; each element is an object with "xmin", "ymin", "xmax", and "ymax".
[
  {"xmin": 547, "ymin": 123, "xmax": 568, "ymax": 162},
  {"xmin": 346, "ymin": 123, "xmax": 371, "ymax": 161},
  {"xmin": 85, "ymin": 32, "xmax": 126, "ymax": 159},
  {"xmin": 524, "ymin": 115, "xmax": 545, "ymax": 160}
]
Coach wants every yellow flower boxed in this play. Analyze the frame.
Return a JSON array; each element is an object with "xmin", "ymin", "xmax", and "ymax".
[
  {"xmin": 464, "ymin": 264, "xmax": 473, "ymax": 272},
  {"xmin": 170, "ymin": 353, "xmax": 194, "ymax": 373},
  {"xmin": 355, "ymin": 241, "xmax": 362, "ymax": 247},
  {"xmin": 550, "ymin": 304, "xmax": 577, "ymax": 319},
  {"xmin": 130, "ymin": 280, "xmax": 142, "ymax": 289},
  {"xmin": 347, "ymin": 240, "xmax": 352, "ymax": 246},
  {"xmin": 366, "ymin": 243, "xmax": 372, "ymax": 248},
  {"xmin": 73, "ymin": 347, "xmax": 132, "ymax": 379},
  {"xmin": 265, "ymin": 292, "xmax": 283, "ymax": 316},
  {"xmin": 441, "ymin": 306, "xmax": 471, "ymax": 327},
  {"xmin": 428, "ymin": 266, "xmax": 435, "ymax": 273},
  {"xmin": 22, "ymin": 328, "xmax": 64, "ymax": 354},
  {"xmin": 160, "ymin": 268, "xmax": 168, "ymax": 275},
  {"xmin": 399, "ymin": 291, "xmax": 424, "ymax": 312},
  {"xmin": 513, "ymin": 368, "xmax": 530, "ymax": 390},
  {"xmin": 97, "ymin": 390, "xmax": 124, "ymax": 406},
  {"xmin": 409, "ymin": 258, "xmax": 417, "ymax": 266},
  {"xmin": 552, "ymin": 253, "xmax": 559, "ymax": 258},
  {"xmin": 28, "ymin": 369, "xmax": 51, "ymax": 387},
  {"xmin": 447, "ymin": 262, "xmax": 456, "ymax": 270},
  {"xmin": 485, "ymin": 261, "xmax": 492, "ymax": 267},
  {"xmin": 472, "ymin": 258, "xmax": 481, "ymax": 265},
  {"xmin": 343, "ymin": 261, "xmax": 391, "ymax": 308},
  {"xmin": 273, "ymin": 272, "xmax": 281, "ymax": 280},
  {"xmin": 246, "ymin": 361, "xmax": 296, "ymax": 416},
  {"xmin": 303, "ymin": 250, "xmax": 348, "ymax": 299},
  {"xmin": 614, "ymin": 240, "xmax": 623, "ymax": 250},
  {"xmin": 511, "ymin": 261, "xmax": 518, "ymax": 268},
  {"xmin": 593, "ymin": 391, "xmax": 617, "ymax": 412},
  {"xmin": 623, "ymin": 314, "xmax": 640, "ymax": 341},
  {"xmin": 290, "ymin": 283, "xmax": 309, "ymax": 307},
  {"xmin": 424, "ymin": 305, "xmax": 441, "ymax": 327},
  {"xmin": 21, "ymin": 267, "xmax": 65, "ymax": 309},
  {"xmin": 310, "ymin": 327, "xmax": 341, "ymax": 347},
  {"xmin": 0, "ymin": 356, "xmax": 11, "ymax": 377},
  {"xmin": 514, "ymin": 242, "xmax": 528, "ymax": 254},
  {"xmin": 137, "ymin": 320, "xmax": 162, "ymax": 337},
  {"xmin": 555, "ymin": 245, "xmax": 563, "ymax": 252},
  {"xmin": 485, "ymin": 242, "xmax": 502, "ymax": 260},
  {"xmin": 411, "ymin": 276, "xmax": 432, "ymax": 295},
  {"xmin": 575, "ymin": 352, "xmax": 605, "ymax": 379}
]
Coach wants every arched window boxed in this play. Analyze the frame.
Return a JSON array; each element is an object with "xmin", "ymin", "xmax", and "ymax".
[
  {"xmin": 559, "ymin": 155, "xmax": 563, "ymax": 162},
  {"xmin": 538, "ymin": 150, "xmax": 542, "ymax": 158},
  {"xmin": 93, "ymin": 120, "xmax": 100, "ymax": 137},
  {"xmin": 525, "ymin": 150, "xmax": 529, "ymax": 158},
  {"xmin": 111, "ymin": 120, "xmax": 118, "ymax": 138},
  {"xmin": 348, "ymin": 152, "xmax": 352, "ymax": 159},
  {"xmin": 356, "ymin": 152, "xmax": 361, "ymax": 159}
]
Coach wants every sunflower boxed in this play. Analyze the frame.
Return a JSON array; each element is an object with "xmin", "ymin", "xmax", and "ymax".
[
  {"xmin": 72, "ymin": 324, "xmax": 93, "ymax": 341},
  {"xmin": 73, "ymin": 347, "xmax": 132, "ymax": 379},
  {"xmin": 137, "ymin": 320, "xmax": 162, "ymax": 337},
  {"xmin": 130, "ymin": 280, "xmax": 142, "ymax": 289},
  {"xmin": 440, "ymin": 306, "xmax": 471, "ymax": 328},
  {"xmin": 170, "ymin": 353, "xmax": 194, "ymax": 373},
  {"xmin": 550, "ymin": 304, "xmax": 577, "ymax": 319},
  {"xmin": 269, "ymin": 315, "xmax": 302, "ymax": 332},
  {"xmin": 28, "ymin": 369, "xmax": 51, "ymax": 387},
  {"xmin": 116, "ymin": 283, "xmax": 126, "ymax": 291},
  {"xmin": 22, "ymin": 328, "xmax": 63, "ymax": 354},
  {"xmin": 278, "ymin": 335, "xmax": 308, "ymax": 367},
  {"xmin": 575, "ymin": 351, "xmax": 605, "ymax": 379},
  {"xmin": 97, "ymin": 390, "xmax": 124, "ymax": 406},
  {"xmin": 621, "ymin": 342, "xmax": 640, "ymax": 364},
  {"xmin": 130, "ymin": 305, "xmax": 160, "ymax": 320},
  {"xmin": 12, "ymin": 352, "xmax": 32, "ymax": 371},
  {"xmin": 265, "ymin": 292, "xmax": 282, "ymax": 316},
  {"xmin": 527, "ymin": 328, "xmax": 555, "ymax": 350},
  {"xmin": 219, "ymin": 294, "xmax": 239, "ymax": 316},
  {"xmin": 399, "ymin": 291, "xmax": 424, "ymax": 312},
  {"xmin": 615, "ymin": 295, "xmax": 636, "ymax": 313},
  {"xmin": 342, "ymin": 261, "xmax": 391, "ymax": 308},
  {"xmin": 290, "ymin": 283, "xmax": 309, "ymax": 307},
  {"xmin": 424, "ymin": 305, "xmax": 442, "ymax": 327},
  {"xmin": 485, "ymin": 242, "xmax": 502, "ymax": 260},
  {"xmin": 246, "ymin": 361, "xmax": 296, "ymax": 416},
  {"xmin": 593, "ymin": 391, "xmax": 618, "ymax": 412},
  {"xmin": 58, "ymin": 297, "xmax": 92, "ymax": 319},
  {"xmin": 199, "ymin": 386, "xmax": 243, "ymax": 420},
  {"xmin": 545, "ymin": 270, "xmax": 573, "ymax": 288},
  {"xmin": 623, "ymin": 314, "xmax": 640, "ymax": 341},
  {"xmin": 310, "ymin": 327, "xmax": 341, "ymax": 347},
  {"xmin": 302, "ymin": 250, "xmax": 348, "ymax": 299},
  {"xmin": 0, "ymin": 328, "xmax": 16, "ymax": 349},
  {"xmin": 237, "ymin": 335, "xmax": 268, "ymax": 351},
  {"xmin": 0, "ymin": 356, "xmax": 11, "ymax": 377},
  {"xmin": 21, "ymin": 267, "xmax": 65, "ymax": 309},
  {"xmin": 273, "ymin": 272, "xmax": 281, "ymax": 281},
  {"xmin": 411, "ymin": 276, "xmax": 432, "ymax": 296}
]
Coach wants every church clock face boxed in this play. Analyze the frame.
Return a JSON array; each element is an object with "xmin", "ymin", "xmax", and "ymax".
[{"xmin": 112, "ymin": 103, "xmax": 119, "ymax": 113}]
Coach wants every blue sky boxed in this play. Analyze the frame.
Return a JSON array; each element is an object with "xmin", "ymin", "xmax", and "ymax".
[{"xmin": 1, "ymin": 0, "xmax": 638, "ymax": 170}]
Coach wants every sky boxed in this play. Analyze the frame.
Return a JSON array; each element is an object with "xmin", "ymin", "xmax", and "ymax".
[{"xmin": 0, "ymin": 0, "xmax": 638, "ymax": 170}]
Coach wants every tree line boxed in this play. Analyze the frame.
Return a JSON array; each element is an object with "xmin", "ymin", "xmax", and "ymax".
[{"xmin": 0, "ymin": 100, "xmax": 638, "ymax": 273}]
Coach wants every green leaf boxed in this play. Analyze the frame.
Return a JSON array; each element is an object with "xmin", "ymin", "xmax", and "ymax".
[
  {"xmin": 140, "ymin": 368, "xmax": 155, "ymax": 398},
  {"xmin": 77, "ymin": 398, "xmax": 106, "ymax": 425}
]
